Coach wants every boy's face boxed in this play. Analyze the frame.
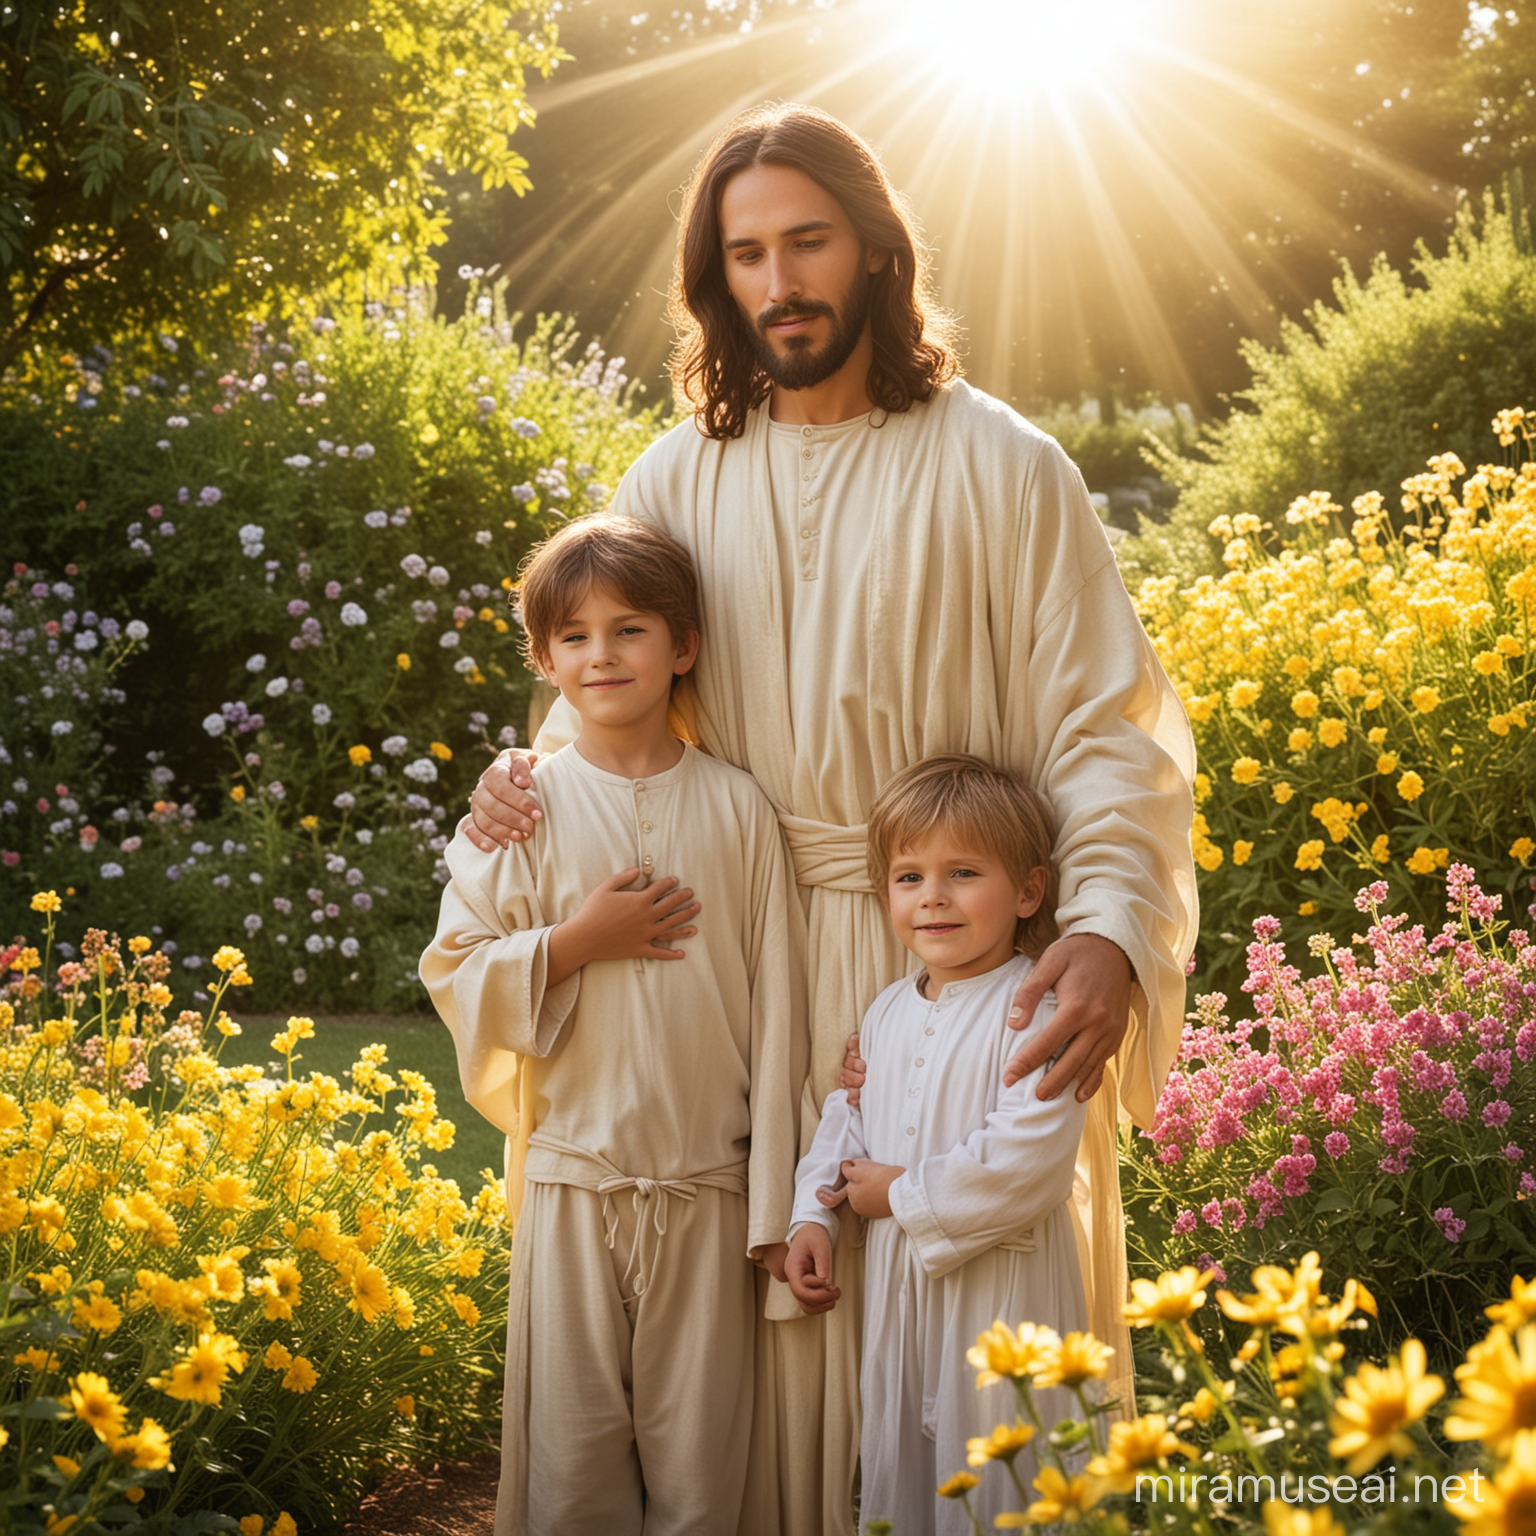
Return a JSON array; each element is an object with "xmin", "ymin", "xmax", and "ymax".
[
  {"xmin": 885, "ymin": 827, "xmax": 1046, "ymax": 988},
  {"xmin": 537, "ymin": 582, "xmax": 698, "ymax": 732}
]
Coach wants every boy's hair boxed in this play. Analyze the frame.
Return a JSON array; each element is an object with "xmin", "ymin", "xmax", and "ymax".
[
  {"xmin": 513, "ymin": 514, "xmax": 701, "ymax": 672},
  {"xmin": 866, "ymin": 754, "xmax": 1060, "ymax": 958}
]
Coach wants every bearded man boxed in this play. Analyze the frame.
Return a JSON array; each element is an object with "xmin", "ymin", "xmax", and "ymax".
[{"xmin": 468, "ymin": 102, "xmax": 1197, "ymax": 1535}]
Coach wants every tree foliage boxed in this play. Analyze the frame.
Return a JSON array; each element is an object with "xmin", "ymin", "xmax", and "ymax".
[{"xmin": 0, "ymin": 0, "xmax": 566, "ymax": 368}]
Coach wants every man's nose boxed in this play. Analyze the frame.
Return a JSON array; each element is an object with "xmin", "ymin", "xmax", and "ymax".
[{"xmin": 765, "ymin": 250, "xmax": 802, "ymax": 305}]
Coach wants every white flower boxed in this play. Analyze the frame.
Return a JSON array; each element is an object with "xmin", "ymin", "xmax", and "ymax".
[
  {"xmin": 411, "ymin": 599, "xmax": 438, "ymax": 623},
  {"xmin": 125, "ymin": 620, "xmax": 148, "ymax": 641},
  {"xmin": 340, "ymin": 936, "xmax": 360, "ymax": 959},
  {"xmin": 318, "ymin": 439, "xmax": 334, "ymax": 455},
  {"xmin": 238, "ymin": 523, "xmax": 265, "ymax": 545},
  {"xmin": 400, "ymin": 554, "xmax": 428, "ymax": 579},
  {"xmin": 403, "ymin": 757, "xmax": 439, "ymax": 784},
  {"xmin": 292, "ymin": 968, "xmax": 307, "ymax": 985},
  {"xmin": 340, "ymin": 602, "xmax": 367, "ymax": 627},
  {"xmin": 100, "ymin": 862, "xmax": 124, "ymax": 879},
  {"xmin": 474, "ymin": 529, "xmax": 494, "ymax": 546},
  {"xmin": 305, "ymin": 934, "xmax": 325, "ymax": 955},
  {"xmin": 381, "ymin": 734, "xmax": 408, "ymax": 756},
  {"xmin": 202, "ymin": 713, "xmax": 227, "ymax": 737},
  {"xmin": 356, "ymin": 828, "xmax": 374, "ymax": 845},
  {"xmin": 352, "ymin": 442, "xmax": 375, "ymax": 460},
  {"xmin": 439, "ymin": 631, "xmax": 460, "ymax": 649},
  {"xmin": 244, "ymin": 913, "xmax": 263, "ymax": 934},
  {"xmin": 74, "ymin": 631, "xmax": 98, "ymax": 651},
  {"xmin": 284, "ymin": 454, "xmax": 312, "ymax": 469},
  {"xmin": 312, "ymin": 703, "xmax": 332, "ymax": 726},
  {"xmin": 364, "ymin": 510, "xmax": 389, "ymax": 529},
  {"xmin": 51, "ymin": 720, "xmax": 74, "ymax": 736},
  {"xmin": 454, "ymin": 656, "xmax": 477, "ymax": 674},
  {"xmin": 427, "ymin": 565, "xmax": 449, "ymax": 587},
  {"xmin": 265, "ymin": 677, "xmax": 290, "ymax": 697},
  {"xmin": 333, "ymin": 791, "xmax": 356, "ymax": 809},
  {"xmin": 246, "ymin": 653, "xmax": 266, "ymax": 673}
]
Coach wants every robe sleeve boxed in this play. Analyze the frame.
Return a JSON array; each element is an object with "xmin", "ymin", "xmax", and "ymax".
[
  {"xmin": 418, "ymin": 823, "xmax": 582, "ymax": 1136},
  {"xmin": 743, "ymin": 791, "xmax": 812, "ymax": 1257},
  {"xmin": 887, "ymin": 1008, "xmax": 1088, "ymax": 1280},
  {"xmin": 1012, "ymin": 442, "xmax": 1197, "ymax": 1130},
  {"xmin": 788, "ymin": 1089, "xmax": 866, "ymax": 1246}
]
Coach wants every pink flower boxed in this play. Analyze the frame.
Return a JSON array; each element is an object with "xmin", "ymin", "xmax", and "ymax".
[
  {"xmin": 1195, "ymin": 1253, "xmax": 1226, "ymax": 1282},
  {"xmin": 1483, "ymin": 1100, "xmax": 1512, "ymax": 1128},
  {"xmin": 1440, "ymin": 1090, "xmax": 1468, "ymax": 1122},
  {"xmin": 1522, "ymin": 1173, "xmax": 1536, "ymax": 1197},
  {"xmin": 1324, "ymin": 1131, "xmax": 1350, "ymax": 1158},
  {"xmin": 1504, "ymin": 1144, "xmax": 1525, "ymax": 1162},
  {"xmin": 1171, "ymin": 1209, "xmax": 1197, "ymax": 1236},
  {"xmin": 1433, "ymin": 1206, "xmax": 1466, "ymax": 1243},
  {"xmin": 1200, "ymin": 1200, "xmax": 1222, "ymax": 1228}
]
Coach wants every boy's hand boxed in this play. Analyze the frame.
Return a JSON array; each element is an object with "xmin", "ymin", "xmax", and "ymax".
[
  {"xmin": 786, "ymin": 1227, "xmax": 839, "ymax": 1315},
  {"xmin": 839, "ymin": 1031, "xmax": 865, "ymax": 1109},
  {"xmin": 466, "ymin": 748, "xmax": 541, "ymax": 850},
  {"xmin": 756, "ymin": 1242, "xmax": 790, "ymax": 1284},
  {"xmin": 546, "ymin": 871, "xmax": 701, "ymax": 984},
  {"xmin": 840, "ymin": 1159, "xmax": 902, "ymax": 1219}
]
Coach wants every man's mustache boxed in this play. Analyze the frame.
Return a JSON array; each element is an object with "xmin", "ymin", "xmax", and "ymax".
[{"xmin": 756, "ymin": 300, "xmax": 835, "ymax": 333}]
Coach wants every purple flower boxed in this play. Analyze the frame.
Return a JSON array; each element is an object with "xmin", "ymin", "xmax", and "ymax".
[
  {"xmin": 287, "ymin": 598, "xmax": 310, "ymax": 617},
  {"xmin": 1504, "ymin": 1143, "xmax": 1525, "ymax": 1162},
  {"xmin": 1171, "ymin": 1209, "xmax": 1197, "ymax": 1236},
  {"xmin": 1199, "ymin": 1200, "xmax": 1222, "ymax": 1228},
  {"xmin": 352, "ymin": 891, "xmax": 373, "ymax": 911},
  {"xmin": 325, "ymin": 580, "xmax": 342, "ymax": 600},
  {"xmin": 1433, "ymin": 1206, "xmax": 1466, "ymax": 1243},
  {"xmin": 1324, "ymin": 1131, "xmax": 1350, "ymax": 1158},
  {"xmin": 1483, "ymin": 1099, "xmax": 1512, "ymax": 1128},
  {"xmin": 1440, "ymin": 1090, "xmax": 1468, "ymax": 1121},
  {"xmin": 198, "ymin": 486, "xmax": 222, "ymax": 505}
]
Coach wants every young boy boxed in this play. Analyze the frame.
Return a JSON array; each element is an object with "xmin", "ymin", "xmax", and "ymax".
[
  {"xmin": 421, "ymin": 514, "xmax": 807, "ymax": 1536},
  {"xmin": 785, "ymin": 754, "xmax": 1092, "ymax": 1536}
]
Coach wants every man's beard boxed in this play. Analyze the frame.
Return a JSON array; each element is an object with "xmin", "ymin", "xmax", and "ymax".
[{"xmin": 748, "ymin": 264, "xmax": 872, "ymax": 391}]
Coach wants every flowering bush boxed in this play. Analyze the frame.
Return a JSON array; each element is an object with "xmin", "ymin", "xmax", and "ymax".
[
  {"xmin": 1124, "ymin": 870, "xmax": 1535, "ymax": 1363},
  {"xmin": 1135, "ymin": 411, "xmax": 1536, "ymax": 988},
  {"xmin": 1, "ymin": 289, "xmax": 666, "ymax": 1006},
  {"xmin": 945, "ymin": 1254, "xmax": 1536, "ymax": 1536},
  {"xmin": 0, "ymin": 896, "xmax": 510, "ymax": 1530}
]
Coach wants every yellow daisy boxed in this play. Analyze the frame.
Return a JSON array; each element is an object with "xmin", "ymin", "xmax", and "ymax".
[
  {"xmin": 1327, "ymin": 1338, "xmax": 1444, "ymax": 1473},
  {"xmin": 1446, "ymin": 1325, "xmax": 1536, "ymax": 1453},
  {"xmin": 1123, "ymin": 1266, "xmax": 1215, "ymax": 1327},
  {"xmin": 965, "ymin": 1419, "xmax": 1035, "ymax": 1467}
]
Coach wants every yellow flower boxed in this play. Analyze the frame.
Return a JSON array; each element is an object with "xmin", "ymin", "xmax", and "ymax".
[
  {"xmin": 273, "ymin": 1518, "xmax": 297, "ymax": 1536},
  {"xmin": 1333, "ymin": 665, "xmax": 1366, "ymax": 697},
  {"xmin": 1283, "ymin": 654, "xmax": 1311, "ymax": 677},
  {"xmin": 1511, "ymin": 840, "xmax": 1536, "ymax": 864},
  {"xmin": 1488, "ymin": 1277, "xmax": 1536, "ymax": 1330},
  {"xmin": 967, "ymin": 1321, "xmax": 1061, "ymax": 1386},
  {"xmin": 1327, "ymin": 1337, "xmax": 1443, "ymax": 1473},
  {"xmin": 1295, "ymin": 840, "xmax": 1325, "ymax": 872},
  {"xmin": 1231, "ymin": 757, "xmax": 1262, "ymax": 785},
  {"xmin": 394, "ymin": 1394, "xmax": 417, "ymax": 1416},
  {"xmin": 241, "ymin": 1520, "xmax": 265, "ymax": 1536},
  {"xmin": 1033, "ymin": 1331, "xmax": 1114, "ymax": 1389},
  {"xmin": 1498, "ymin": 634, "xmax": 1525, "ymax": 657},
  {"xmin": 397, "ymin": 653, "xmax": 411, "ymax": 670},
  {"xmin": 114, "ymin": 1416, "xmax": 173, "ymax": 1471},
  {"xmin": 252, "ymin": 1258, "xmax": 303, "ymax": 1321},
  {"xmin": 299, "ymin": 814, "xmax": 318, "ymax": 831},
  {"xmin": 429, "ymin": 741, "xmax": 453, "ymax": 761},
  {"xmin": 230, "ymin": 785, "xmax": 246, "ymax": 802},
  {"xmin": 53, "ymin": 1454, "xmax": 81, "ymax": 1477},
  {"xmin": 1376, "ymin": 751, "xmax": 1399, "ymax": 774},
  {"xmin": 1228, "ymin": 679, "xmax": 1262, "ymax": 708},
  {"xmin": 1475, "ymin": 649, "xmax": 1505, "ymax": 675},
  {"xmin": 1363, "ymin": 689, "xmax": 1385, "ymax": 710},
  {"xmin": 1407, "ymin": 846, "xmax": 1450, "ymax": 875},
  {"xmin": 1086, "ymin": 1414, "xmax": 1197, "ymax": 1494},
  {"xmin": 966, "ymin": 1419, "xmax": 1035, "ymax": 1466},
  {"xmin": 1287, "ymin": 728, "xmax": 1314, "ymax": 753},
  {"xmin": 1233, "ymin": 840, "xmax": 1253, "ymax": 865},
  {"xmin": 263, "ymin": 1342, "xmax": 293, "ymax": 1372},
  {"xmin": 152, "ymin": 1331, "xmax": 247, "ymax": 1407},
  {"xmin": 1193, "ymin": 771, "xmax": 1212, "ymax": 804},
  {"xmin": 1299, "ymin": 900, "xmax": 1319, "ymax": 916},
  {"xmin": 1397, "ymin": 770, "xmax": 1425, "ymax": 801},
  {"xmin": 282, "ymin": 1356, "xmax": 318, "ymax": 1393},
  {"xmin": 30, "ymin": 891, "xmax": 62, "ymax": 913},
  {"xmin": 1445, "ymin": 1325, "xmax": 1536, "ymax": 1452},
  {"xmin": 1179, "ymin": 1383, "xmax": 1235, "ymax": 1424},
  {"xmin": 1492, "ymin": 714, "xmax": 1513, "ymax": 736},
  {"xmin": 1371, "ymin": 834, "xmax": 1390, "ymax": 864},
  {"xmin": 936, "ymin": 1471, "xmax": 978, "ymax": 1499},
  {"xmin": 1024, "ymin": 1466, "xmax": 1100, "ymax": 1523},
  {"xmin": 1262, "ymin": 1501, "xmax": 1347, "ymax": 1536},
  {"xmin": 1272, "ymin": 781, "xmax": 1295, "ymax": 805},
  {"xmin": 72, "ymin": 1292, "xmax": 122, "ymax": 1333},
  {"xmin": 1290, "ymin": 689, "xmax": 1320, "ymax": 718},
  {"xmin": 1410, "ymin": 686, "xmax": 1441, "ymax": 713},
  {"xmin": 212, "ymin": 946, "xmax": 246, "ymax": 974},
  {"xmin": 1124, "ymin": 1266, "xmax": 1213, "ymax": 1327},
  {"xmin": 69, "ymin": 1370, "xmax": 126, "ymax": 1444},
  {"xmin": 350, "ymin": 1263, "xmax": 391, "ymax": 1322},
  {"xmin": 1318, "ymin": 718, "xmax": 1347, "ymax": 748},
  {"xmin": 348, "ymin": 744, "xmax": 372, "ymax": 767},
  {"xmin": 1445, "ymin": 1426, "xmax": 1536, "ymax": 1536}
]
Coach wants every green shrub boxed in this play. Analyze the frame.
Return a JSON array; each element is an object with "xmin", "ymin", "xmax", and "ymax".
[
  {"xmin": 0, "ymin": 290, "xmax": 668, "ymax": 1009},
  {"xmin": 1121, "ymin": 196, "xmax": 1536, "ymax": 586}
]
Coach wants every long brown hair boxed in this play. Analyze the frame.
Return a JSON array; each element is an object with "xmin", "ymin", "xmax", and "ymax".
[{"xmin": 669, "ymin": 103, "xmax": 960, "ymax": 440}]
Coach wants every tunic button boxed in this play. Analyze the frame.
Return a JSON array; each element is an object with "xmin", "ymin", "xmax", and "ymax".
[
  {"xmin": 801, "ymin": 425, "xmax": 813, "ymax": 436},
  {"xmin": 802, "ymin": 447, "xmax": 814, "ymax": 459},
  {"xmin": 642, "ymin": 856, "xmax": 654, "ymax": 869},
  {"xmin": 925, "ymin": 1027, "xmax": 935, "ymax": 1037},
  {"xmin": 800, "ymin": 528, "xmax": 812, "ymax": 539},
  {"xmin": 908, "ymin": 1087, "xmax": 919, "ymax": 1098},
  {"xmin": 915, "ymin": 1058, "xmax": 924, "ymax": 1067},
  {"xmin": 906, "ymin": 1126, "xmax": 916, "ymax": 1136},
  {"xmin": 635, "ymin": 784, "xmax": 647, "ymax": 794},
  {"xmin": 641, "ymin": 821, "xmax": 653, "ymax": 833}
]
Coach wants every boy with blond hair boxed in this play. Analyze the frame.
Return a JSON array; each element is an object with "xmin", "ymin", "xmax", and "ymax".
[
  {"xmin": 786, "ymin": 754, "xmax": 1093, "ymax": 1536},
  {"xmin": 421, "ymin": 513, "xmax": 806, "ymax": 1536}
]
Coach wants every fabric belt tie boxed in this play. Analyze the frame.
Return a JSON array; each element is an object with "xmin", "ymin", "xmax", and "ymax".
[
  {"xmin": 777, "ymin": 812, "xmax": 876, "ymax": 894},
  {"xmin": 596, "ymin": 1174, "xmax": 700, "ymax": 1301}
]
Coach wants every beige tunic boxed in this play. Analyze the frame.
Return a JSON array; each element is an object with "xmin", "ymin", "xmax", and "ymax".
[
  {"xmin": 420, "ymin": 742, "xmax": 808, "ymax": 1535},
  {"xmin": 537, "ymin": 380, "xmax": 1198, "ymax": 1534}
]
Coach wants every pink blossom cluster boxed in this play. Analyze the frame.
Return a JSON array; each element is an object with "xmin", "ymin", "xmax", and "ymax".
[{"xmin": 1147, "ymin": 869, "xmax": 1534, "ymax": 1242}]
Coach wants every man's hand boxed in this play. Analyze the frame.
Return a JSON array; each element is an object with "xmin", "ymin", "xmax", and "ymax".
[
  {"xmin": 1003, "ymin": 933, "xmax": 1131, "ymax": 1101},
  {"xmin": 546, "ymin": 871, "xmax": 700, "ymax": 985},
  {"xmin": 840, "ymin": 1159, "xmax": 902, "ymax": 1220},
  {"xmin": 785, "ymin": 1226, "xmax": 839, "ymax": 1315},
  {"xmin": 838, "ymin": 1032, "xmax": 865, "ymax": 1109},
  {"xmin": 756, "ymin": 1241, "xmax": 790, "ymax": 1284},
  {"xmin": 466, "ymin": 748, "xmax": 541, "ymax": 850}
]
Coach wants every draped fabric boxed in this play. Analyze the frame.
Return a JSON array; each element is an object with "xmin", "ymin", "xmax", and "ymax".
[{"xmin": 533, "ymin": 380, "xmax": 1197, "ymax": 1533}]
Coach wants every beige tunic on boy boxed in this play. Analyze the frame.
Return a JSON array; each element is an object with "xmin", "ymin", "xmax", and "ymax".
[
  {"xmin": 535, "ymin": 379, "xmax": 1198, "ymax": 1535},
  {"xmin": 421, "ymin": 742, "xmax": 807, "ymax": 1536}
]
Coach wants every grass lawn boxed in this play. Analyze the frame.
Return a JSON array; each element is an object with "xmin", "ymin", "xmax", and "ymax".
[{"xmin": 222, "ymin": 1012, "xmax": 505, "ymax": 1196}]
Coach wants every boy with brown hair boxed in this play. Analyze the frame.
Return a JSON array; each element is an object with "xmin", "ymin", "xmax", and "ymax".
[
  {"xmin": 786, "ymin": 754, "xmax": 1093, "ymax": 1536},
  {"xmin": 421, "ymin": 513, "xmax": 807, "ymax": 1536}
]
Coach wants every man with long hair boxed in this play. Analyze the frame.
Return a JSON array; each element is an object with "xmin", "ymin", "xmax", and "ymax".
[{"xmin": 469, "ymin": 102, "xmax": 1196, "ymax": 1535}]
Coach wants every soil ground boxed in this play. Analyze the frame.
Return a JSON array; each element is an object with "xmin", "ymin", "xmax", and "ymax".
[{"xmin": 343, "ymin": 1451, "xmax": 500, "ymax": 1535}]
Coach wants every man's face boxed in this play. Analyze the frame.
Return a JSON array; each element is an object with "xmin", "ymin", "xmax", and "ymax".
[{"xmin": 718, "ymin": 163, "xmax": 882, "ymax": 391}]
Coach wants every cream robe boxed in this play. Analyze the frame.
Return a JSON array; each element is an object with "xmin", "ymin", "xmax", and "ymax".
[
  {"xmin": 791, "ymin": 955, "xmax": 1089, "ymax": 1536},
  {"xmin": 536, "ymin": 380, "xmax": 1198, "ymax": 1534},
  {"xmin": 420, "ymin": 742, "xmax": 808, "ymax": 1535}
]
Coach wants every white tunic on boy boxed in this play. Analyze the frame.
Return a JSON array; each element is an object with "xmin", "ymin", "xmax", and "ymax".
[
  {"xmin": 791, "ymin": 952, "xmax": 1090, "ymax": 1536},
  {"xmin": 422, "ymin": 742, "xmax": 807, "ymax": 1536}
]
